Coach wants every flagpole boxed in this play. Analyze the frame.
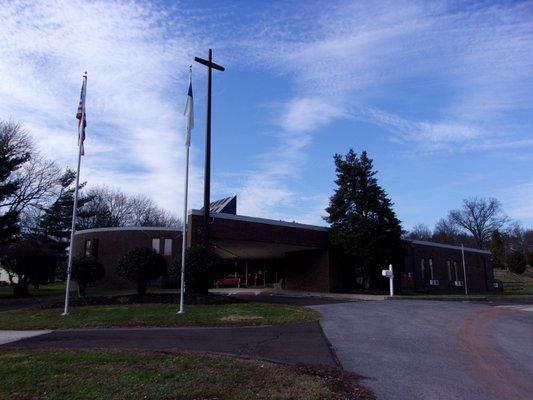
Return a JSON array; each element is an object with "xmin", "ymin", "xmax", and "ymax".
[
  {"xmin": 178, "ymin": 66, "xmax": 193, "ymax": 314},
  {"xmin": 178, "ymin": 142, "xmax": 190, "ymax": 314},
  {"xmin": 63, "ymin": 73, "xmax": 87, "ymax": 316}
]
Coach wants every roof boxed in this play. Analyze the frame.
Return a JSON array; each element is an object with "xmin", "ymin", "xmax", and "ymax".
[
  {"xmin": 74, "ymin": 226, "xmax": 182, "ymax": 235},
  {"xmin": 189, "ymin": 209, "xmax": 329, "ymax": 232},
  {"xmin": 201, "ymin": 196, "xmax": 237, "ymax": 214},
  {"xmin": 407, "ymin": 239, "xmax": 490, "ymax": 255}
]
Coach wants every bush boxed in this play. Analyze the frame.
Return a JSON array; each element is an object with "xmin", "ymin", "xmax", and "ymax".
[
  {"xmin": 71, "ymin": 256, "xmax": 105, "ymax": 297},
  {"xmin": 0, "ymin": 236, "xmax": 59, "ymax": 297},
  {"xmin": 115, "ymin": 247, "xmax": 166, "ymax": 295},
  {"xmin": 170, "ymin": 246, "xmax": 224, "ymax": 294},
  {"xmin": 506, "ymin": 250, "xmax": 526, "ymax": 275}
]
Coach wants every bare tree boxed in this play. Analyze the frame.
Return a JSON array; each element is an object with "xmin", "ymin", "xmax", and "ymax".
[
  {"xmin": 432, "ymin": 218, "xmax": 462, "ymax": 245},
  {"xmin": 7, "ymin": 156, "xmax": 60, "ymax": 214},
  {"xmin": 448, "ymin": 197, "xmax": 509, "ymax": 249},
  {"xmin": 406, "ymin": 223, "xmax": 432, "ymax": 241},
  {"xmin": 1, "ymin": 121, "xmax": 62, "ymax": 243},
  {"xmin": 129, "ymin": 194, "xmax": 181, "ymax": 227},
  {"xmin": 80, "ymin": 186, "xmax": 181, "ymax": 229}
]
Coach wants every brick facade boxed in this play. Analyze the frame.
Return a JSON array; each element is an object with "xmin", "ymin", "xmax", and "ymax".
[
  {"xmin": 402, "ymin": 240, "xmax": 492, "ymax": 293},
  {"xmin": 72, "ymin": 212, "xmax": 494, "ymax": 294},
  {"xmin": 73, "ymin": 227, "xmax": 182, "ymax": 289}
]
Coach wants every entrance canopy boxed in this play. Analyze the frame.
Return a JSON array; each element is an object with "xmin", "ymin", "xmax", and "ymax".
[
  {"xmin": 212, "ymin": 239, "xmax": 319, "ymax": 259},
  {"xmin": 187, "ymin": 209, "xmax": 329, "ymax": 254}
]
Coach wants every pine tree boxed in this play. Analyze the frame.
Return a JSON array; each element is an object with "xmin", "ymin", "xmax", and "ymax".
[
  {"xmin": 325, "ymin": 149, "xmax": 404, "ymax": 289},
  {"xmin": 490, "ymin": 230, "xmax": 505, "ymax": 269},
  {"xmin": 0, "ymin": 122, "xmax": 31, "ymax": 248},
  {"xmin": 38, "ymin": 169, "xmax": 92, "ymax": 256}
]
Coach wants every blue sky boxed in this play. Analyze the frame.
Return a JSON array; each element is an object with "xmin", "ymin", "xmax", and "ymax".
[{"xmin": 1, "ymin": 0, "xmax": 532, "ymax": 230}]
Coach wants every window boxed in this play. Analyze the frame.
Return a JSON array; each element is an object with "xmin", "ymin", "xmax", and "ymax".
[
  {"xmin": 447, "ymin": 260, "xmax": 453, "ymax": 281},
  {"xmin": 420, "ymin": 258, "xmax": 426, "ymax": 281},
  {"xmin": 428, "ymin": 258, "xmax": 434, "ymax": 280},
  {"xmin": 84, "ymin": 239, "xmax": 92, "ymax": 256},
  {"xmin": 92, "ymin": 238, "xmax": 99, "ymax": 258},
  {"xmin": 453, "ymin": 261, "xmax": 459, "ymax": 281},
  {"xmin": 163, "ymin": 239, "xmax": 172, "ymax": 256},
  {"xmin": 152, "ymin": 238, "xmax": 161, "ymax": 254}
]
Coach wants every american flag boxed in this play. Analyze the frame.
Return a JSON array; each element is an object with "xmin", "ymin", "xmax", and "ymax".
[{"xmin": 76, "ymin": 73, "xmax": 87, "ymax": 156}]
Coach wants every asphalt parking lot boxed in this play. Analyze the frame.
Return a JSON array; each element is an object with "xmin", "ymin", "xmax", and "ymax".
[{"xmin": 312, "ymin": 300, "xmax": 533, "ymax": 400}]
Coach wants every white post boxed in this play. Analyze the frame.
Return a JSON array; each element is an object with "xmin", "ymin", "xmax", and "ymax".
[
  {"xmin": 178, "ymin": 144, "xmax": 190, "ymax": 314},
  {"xmin": 389, "ymin": 264, "xmax": 394, "ymax": 297},
  {"xmin": 62, "ymin": 133, "xmax": 83, "ymax": 316},
  {"xmin": 461, "ymin": 244, "xmax": 468, "ymax": 296}
]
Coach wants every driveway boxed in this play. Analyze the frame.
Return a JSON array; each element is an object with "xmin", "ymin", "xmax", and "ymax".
[
  {"xmin": 1, "ymin": 322, "xmax": 336, "ymax": 367},
  {"xmin": 312, "ymin": 300, "xmax": 533, "ymax": 400}
]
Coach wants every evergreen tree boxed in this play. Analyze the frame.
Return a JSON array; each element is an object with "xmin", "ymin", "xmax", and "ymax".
[
  {"xmin": 38, "ymin": 169, "xmax": 92, "ymax": 256},
  {"xmin": 506, "ymin": 249, "xmax": 526, "ymax": 275},
  {"xmin": 490, "ymin": 230, "xmax": 505, "ymax": 269},
  {"xmin": 325, "ymin": 149, "xmax": 404, "ymax": 289},
  {"xmin": 0, "ymin": 122, "xmax": 31, "ymax": 248}
]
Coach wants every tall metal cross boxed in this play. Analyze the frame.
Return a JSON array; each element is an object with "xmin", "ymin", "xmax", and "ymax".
[{"xmin": 194, "ymin": 49, "xmax": 225, "ymax": 247}]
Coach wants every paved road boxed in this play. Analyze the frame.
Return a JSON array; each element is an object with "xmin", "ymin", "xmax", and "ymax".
[
  {"xmin": 312, "ymin": 300, "xmax": 533, "ymax": 400},
  {"xmin": 1, "ymin": 322, "xmax": 337, "ymax": 367}
]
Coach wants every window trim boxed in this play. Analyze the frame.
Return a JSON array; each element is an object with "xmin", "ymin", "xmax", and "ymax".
[
  {"xmin": 152, "ymin": 238, "xmax": 161, "ymax": 254},
  {"xmin": 84, "ymin": 239, "xmax": 92, "ymax": 256},
  {"xmin": 163, "ymin": 238, "xmax": 172, "ymax": 256}
]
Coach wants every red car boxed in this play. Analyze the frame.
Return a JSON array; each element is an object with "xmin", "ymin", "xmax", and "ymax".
[{"xmin": 215, "ymin": 276, "xmax": 241, "ymax": 288}]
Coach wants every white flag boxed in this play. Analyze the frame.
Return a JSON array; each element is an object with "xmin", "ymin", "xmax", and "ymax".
[{"xmin": 184, "ymin": 69, "xmax": 193, "ymax": 146}]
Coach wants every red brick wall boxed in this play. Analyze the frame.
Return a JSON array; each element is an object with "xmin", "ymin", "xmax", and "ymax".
[
  {"xmin": 73, "ymin": 228, "xmax": 182, "ymax": 290},
  {"xmin": 187, "ymin": 213, "xmax": 328, "ymax": 248},
  {"xmin": 284, "ymin": 250, "xmax": 332, "ymax": 292},
  {"xmin": 403, "ymin": 242, "xmax": 493, "ymax": 293}
]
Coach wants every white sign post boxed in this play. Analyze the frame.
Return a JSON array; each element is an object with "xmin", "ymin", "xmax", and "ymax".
[{"xmin": 382, "ymin": 264, "xmax": 394, "ymax": 297}]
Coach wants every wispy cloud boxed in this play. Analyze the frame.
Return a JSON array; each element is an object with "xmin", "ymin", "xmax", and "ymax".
[
  {"xmin": 0, "ymin": 0, "xmax": 206, "ymax": 214},
  {"xmin": 1, "ymin": 1, "xmax": 531, "ymax": 227},
  {"xmin": 229, "ymin": 0, "xmax": 533, "ymax": 220}
]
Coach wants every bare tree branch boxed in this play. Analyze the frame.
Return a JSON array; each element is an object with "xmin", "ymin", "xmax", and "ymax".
[{"xmin": 447, "ymin": 197, "xmax": 509, "ymax": 249}]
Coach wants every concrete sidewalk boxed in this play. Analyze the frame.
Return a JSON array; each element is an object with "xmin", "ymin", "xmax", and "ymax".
[
  {"xmin": 211, "ymin": 287, "xmax": 387, "ymax": 301},
  {"xmin": 0, "ymin": 330, "xmax": 50, "ymax": 345}
]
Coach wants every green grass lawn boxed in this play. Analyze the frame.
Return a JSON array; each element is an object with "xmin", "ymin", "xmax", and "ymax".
[
  {"xmin": 493, "ymin": 268, "xmax": 533, "ymax": 295},
  {"xmin": 0, "ymin": 350, "xmax": 358, "ymax": 400},
  {"xmin": 0, "ymin": 282, "xmax": 140, "ymax": 299},
  {"xmin": 0, "ymin": 302, "xmax": 320, "ymax": 330},
  {"xmin": 0, "ymin": 282, "xmax": 70, "ymax": 299}
]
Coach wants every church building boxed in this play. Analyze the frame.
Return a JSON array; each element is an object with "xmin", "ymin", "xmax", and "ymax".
[{"xmin": 73, "ymin": 196, "xmax": 493, "ymax": 294}]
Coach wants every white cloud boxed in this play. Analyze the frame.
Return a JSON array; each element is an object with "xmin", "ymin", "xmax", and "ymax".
[
  {"xmin": 0, "ymin": 0, "xmax": 205, "ymax": 216},
  {"xmin": 281, "ymin": 97, "xmax": 343, "ymax": 133},
  {"xmin": 1, "ymin": 0, "xmax": 532, "ymax": 227},
  {"xmin": 227, "ymin": 1, "xmax": 533, "ymax": 221},
  {"xmin": 245, "ymin": 0, "xmax": 533, "ymax": 146}
]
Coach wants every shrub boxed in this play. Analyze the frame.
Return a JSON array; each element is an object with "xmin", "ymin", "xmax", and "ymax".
[
  {"xmin": 71, "ymin": 256, "xmax": 105, "ymax": 297},
  {"xmin": 506, "ymin": 250, "xmax": 526, "ymax": 275},
  {"xmin": 115, "ymin": 247, "xmax": 166, "ymax": 295},
  {"xmin": 170, "ymin": 246, "xmax": 224, "ymax": 294},
  {"xmin": 0, "ymin": 236, "xmax": 59, "ymax": 297}
]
